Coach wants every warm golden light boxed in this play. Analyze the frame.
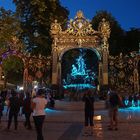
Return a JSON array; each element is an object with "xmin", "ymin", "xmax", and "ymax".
[{"xmin": 94, "ymin": 115, "xmax": 102, "ymax": 121}]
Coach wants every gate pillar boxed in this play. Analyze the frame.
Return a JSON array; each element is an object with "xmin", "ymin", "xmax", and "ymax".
[
  {"xmin": 98, "ymin": 61, "xmax": 103, "ymax": 86},
  {"xmin": 50, "ymin": 20, "xmax": 61, "ymax": 85},
  {"xmin": 102, "ymin": 47, "xmax": 109, "ymax": 85},
  {"xmin": 98, "ymin": 18, "xmax": 111, "ymax": 86},
  {"xmin": 133, "ymin": 68, "xmax": 139, "ymax": 93},
  {"xmin": 52, "ymin": 50, "xmax": 58, "ymax": 85}
]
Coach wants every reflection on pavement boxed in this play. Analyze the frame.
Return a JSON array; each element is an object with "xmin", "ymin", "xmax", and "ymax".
[
  {"xmin": 119, "ymin": 107, "xmax": 140, "ymax": 120},
  {"xmin": 93, "ymin": 123, "xmax": 103, "ymax": 138}
]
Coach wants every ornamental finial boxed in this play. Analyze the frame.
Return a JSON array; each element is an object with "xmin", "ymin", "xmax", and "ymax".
[
  {"xmin": 76, "ymin": 10, "xmax": 84, "ymax": 18},
  {"xmin": 98, "ymin": 18, "xmax": 111, "ymax": 39},
  {"xmin": 50, "ymin": 20, "xmax": 62, "ymax": 35}
]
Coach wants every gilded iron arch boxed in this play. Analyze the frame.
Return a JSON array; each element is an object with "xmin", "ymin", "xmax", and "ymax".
[
  {"xmin": 50, "ymin": 10, "xmax": 111, "ymax": 89},
  {"xmin": 59, "ymin": 47, "xmax": 102, "ymax": 62}
]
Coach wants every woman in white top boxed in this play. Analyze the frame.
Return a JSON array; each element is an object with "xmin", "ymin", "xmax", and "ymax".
[{"xmin": 31, "ymin": 89, "xmax": 47, "ymax": 140}]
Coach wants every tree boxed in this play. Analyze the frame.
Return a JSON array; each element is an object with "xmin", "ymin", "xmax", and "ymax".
[
  {"xmin": 2, "ymin": 56, "xmax": 24, "ymax": 86},
  {"xmin": 124, "ymin": 28, "xmax": 140, "ymax": 53},
  {"xmin": 0, "ymin": 7, "xmax": 24, "ymax": 86},
  {"xmin": 13, "ymin": 0, "xmax": 69, "ymax": 57},
  {"xmin": 91, "ymin": 10, "xmax": 125, "ymax": 56},
  {"xmin": 0, "ymin": 7, "xmax": 22, "ymax": 50}
]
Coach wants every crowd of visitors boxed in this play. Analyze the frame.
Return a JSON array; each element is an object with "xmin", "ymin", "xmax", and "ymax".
[
  {"xmin": 0, "ymin": 88, "xmax": 55, "ymax": 140},
  {"xmin": 0, "ymin": 87, "xmax": 139, "ymax": 139}
]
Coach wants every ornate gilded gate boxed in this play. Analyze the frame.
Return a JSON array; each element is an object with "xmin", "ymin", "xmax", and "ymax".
[
  {"xmin": 50, "ymin": 11, "xmax": 111, "ymax": 90},
  {"xmin": 109, "ymin": 52, "xmax": 140, "ymax": 94}
]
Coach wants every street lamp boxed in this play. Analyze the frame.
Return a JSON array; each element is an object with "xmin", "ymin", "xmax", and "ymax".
[
  {"xmin": 34, "ymin": 30, "xmax": 39, "ymax": 37},
  {"xmin": 1, "ymin": 72, "xmax": 4, "ymax": 80}
]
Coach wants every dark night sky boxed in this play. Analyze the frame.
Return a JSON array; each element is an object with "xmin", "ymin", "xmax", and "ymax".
[{"xmin": 0, "ymin": 0, "xmax": 140, "ymax": 31}]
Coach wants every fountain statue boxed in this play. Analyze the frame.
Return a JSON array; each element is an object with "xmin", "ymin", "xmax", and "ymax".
[{"xmin": 63, "ymin": 52, "xmax": 96, "ymax": 90}]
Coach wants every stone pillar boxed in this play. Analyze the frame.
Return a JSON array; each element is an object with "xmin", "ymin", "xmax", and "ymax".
[
  {"xmin": 98, "ymin": 61, "xmax": 102, "ymax": 86},
  {"xmin": 133, "ymin": 68, "xmax": 139, "ymax": 93},
  {"xmin": 98, "ymin": 18, "xmax": 110, "ymax": 87},
  {"xmin": 50, "ymin": 20, "xmax": 61, "ymax": 85},
  {"xmin": 102, "ymin": 47, "xmax": 109, "ymax": 85},
  {"xmin": 58, "ymin": 60, "xmax": 62, "ymax": 96},
  {"xmin": 52, "ymin": 49, "xmax": 58, "ymax": 85},
  {"xmin": 58, "ymin": 61, "xmax": 61, "ymax": 85}
]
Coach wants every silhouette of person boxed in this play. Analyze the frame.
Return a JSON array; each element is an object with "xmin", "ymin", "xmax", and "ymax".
[{"xmin": 82, "ymin": 89, "xmax": 94, "ymax": 136}]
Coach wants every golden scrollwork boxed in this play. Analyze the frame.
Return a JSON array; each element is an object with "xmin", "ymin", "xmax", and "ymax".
[
  {"xmin": 109, "ymin": 52, "xmax": 140, "ymax": 93},
  {"xmin": 76, "ymin": 10, "xmax": 84, "ymax": 18},
  {"xmin": 51, "ymin": 10, "xmax": 103, "ymax": 53},
  {"xmin": 65, "ymin": 10, "xmax": 98, "ymax": 36},
  {"xmin": 98, "ymin": 18, "xmax": 111, "ymax": 41},
  {"xmin": 50, "ymin": 20, "xmax": 62, "ymax": 35}
]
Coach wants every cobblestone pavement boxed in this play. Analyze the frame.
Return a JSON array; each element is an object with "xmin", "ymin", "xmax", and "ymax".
[{"xmin": 0, "ymin": 101, "xmax": 140, "ymax": 140}]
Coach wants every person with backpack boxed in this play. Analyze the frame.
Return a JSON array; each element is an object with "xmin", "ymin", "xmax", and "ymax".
[{"xmin": 108, "ymin": 88, "xmax": 120, "ymax": 130}]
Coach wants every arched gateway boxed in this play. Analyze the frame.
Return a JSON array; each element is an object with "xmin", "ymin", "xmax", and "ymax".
[{"xmin": 50, "ymin": 11, "xmax": 111, "ymax": 91}]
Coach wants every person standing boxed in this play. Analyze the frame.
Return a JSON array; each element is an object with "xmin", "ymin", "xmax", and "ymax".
[
  {"xmin": 22, "ymin": 92, "xmax": 32, "ymax": 129},
  {"xmin": 6, "ymin": 90, "xmax": 20, "ymax": 130},
  {"xmin": 82, "ymin": 89, "xmax": 94, "ymax": 136},
  {"xmin": 108, "ymin": 89, "xmax": 120, "ymax": 130},
  {"xmin": 31, "ymin": 89, "xmax": 47, "ymax": 140}
]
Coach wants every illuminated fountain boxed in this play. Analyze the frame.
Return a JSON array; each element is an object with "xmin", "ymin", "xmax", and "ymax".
[{"xmin": 63, "ymin": 51, "xmax": 96, "ymax": 90}]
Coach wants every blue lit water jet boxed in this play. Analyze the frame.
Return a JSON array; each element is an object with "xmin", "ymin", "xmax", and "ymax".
[{"xmin": 119, "ymin": 106, "xmax": 140, "ymax": 112}]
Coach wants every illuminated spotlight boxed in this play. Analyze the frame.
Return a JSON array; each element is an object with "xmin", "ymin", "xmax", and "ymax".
[
  {"xmin": 19, "ymin": 86, "xmax": 24, "ymax": 90},
  {"xmin": 1, "ymin": 75, "xmax": 5, "ymax": 79},
  {"xmin": 33, "ymin": 80, "xmax": 38, "ymax": 84},
  {"xmin": 94, "ymin": 115, "xmax": 101, "ymax": 121},
  {"xmin": 34, "ymin": 85, "xmax": 38, "ymax": 89}
]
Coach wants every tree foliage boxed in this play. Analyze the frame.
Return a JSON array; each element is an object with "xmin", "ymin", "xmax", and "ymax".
[
  {"xmin": 2, "ymin": 56, "xmax": 24, "ymax": 85},
  {"xmin": 13, "ymin": 0, "xmax": 69, "ymax": 56},
  {"xmin": 91, "ymin": 10, "xmax": 125, "ymax": 55},
  {"xmin": 0, "ymin": 7, "xmax": 22, "ymax": 49},
  {"xmin": 124, "ymin": 28, "xmax": 140, "ymax": 53},
  {"xmin": 0, "ymin": 7, "xmax": 24, "ymax": 85}
]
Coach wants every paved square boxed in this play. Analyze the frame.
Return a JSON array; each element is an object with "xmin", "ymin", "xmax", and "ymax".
[{"xmin": 0, "ymin": 101, "xmax": 140, "ymax": 140}]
